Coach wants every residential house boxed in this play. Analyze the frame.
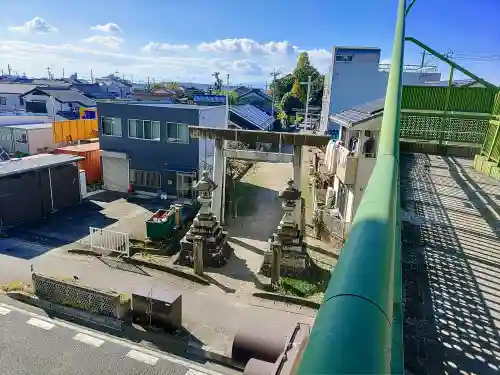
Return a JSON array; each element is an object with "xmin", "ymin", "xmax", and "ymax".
[
  {"xmin": 71, "ymin": 83, "xmax": 115, "ymax": 100},
  {"xmin": 319, "ymin": 46, "xmax": 442, "ymax": 135},
  {"xmin": 97, "ymin": 102, "xmax": 227, "ymax": 198},
  {"xmin": 96, "ymin": 75, "xmax": 132, "ymax": 98},
  {"xmin": 20, "ymin": 87, "xmax": 96, "ymax": 119},
  {"xmin": 229, "ymin": 104, "xmax": 273, "ymax": 131},
  {"xmin": 323, "ymin": 98, "xmax": 384, "ymax": 224},
  {"xmin": 235, "ymin": 87, "xmax": 273, "ymax": 114},
  {"xmin": 0, "ymin": 83, "xmax": 37, "ymax": 112}
]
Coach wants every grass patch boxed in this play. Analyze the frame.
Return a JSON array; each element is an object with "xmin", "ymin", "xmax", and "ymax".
[
  {"xmin": 277, "ymin": 259, "xmax": 332, "ymax": 298},
  {"xmin": 0, "ymin": 280, "xmax": 33, "ymax": 293},
  {"xmin": 230, "ymin": 181, "xmax": 262, "ymax": 217}
]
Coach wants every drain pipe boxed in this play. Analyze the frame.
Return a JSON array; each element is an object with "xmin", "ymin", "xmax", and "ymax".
[{"xmin": 48, "ymin": 167, "xmax": 55, "ymax": 212}]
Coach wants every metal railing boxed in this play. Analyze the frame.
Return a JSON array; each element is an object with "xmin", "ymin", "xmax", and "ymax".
[{"xmin": 296, "ymin": 0, "xmax": 406, "ymax": 373}]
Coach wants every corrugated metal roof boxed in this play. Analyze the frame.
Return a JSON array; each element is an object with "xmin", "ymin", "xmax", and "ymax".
[
  {"xmin": 230, "ymin": 104, "xmax": 273, "ymax": 130},
  {"xmin": 7, "ymin": 123, "xmax": 52, "ymax": 130},
  {"xmin": 0, "ymin": 83, "xmax": 37, "ymax": 94},
  {"xmin": 330, "ymin": 97, "xmax": 385, "ymax": 127},
  {"xmin": 0, "ymin": 154, "xmax": 83, "ymax": 178},
  {"xmin": 0, "ymin": 115, "xmax": 52, "ymax": 127}
]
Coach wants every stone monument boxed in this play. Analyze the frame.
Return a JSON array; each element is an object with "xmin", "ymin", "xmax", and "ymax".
[
  {"xmin": 178, "ymin": 171, "xmax": 230, "ymax": 268},
  {"xmin": 262, "ymin": 179, "xmax": 309, "ymax": 280}
]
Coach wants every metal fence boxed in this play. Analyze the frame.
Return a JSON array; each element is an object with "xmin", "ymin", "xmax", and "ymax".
[{"xmin": 89, "ymin": 227, "xmax": 130, "ymax": 257}]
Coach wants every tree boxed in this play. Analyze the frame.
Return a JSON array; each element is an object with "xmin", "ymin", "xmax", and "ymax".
[
  {"xmin": 212, "ymin": 72, "xmax": 223, "ymax": 91},
  {"xmin": 270, "ymin": 73, "xmax": 294, "ymax": 104},
  {"xmin": 280, "ymin": 92, "xmax": 302, "ymax": 115},
  {"xmin": 291, "ymin": 79, "xmax": 306, "ymax": 103},
  {"xmin": 293, "ymin": 52, "xmax": 320, "ymax": 83}
]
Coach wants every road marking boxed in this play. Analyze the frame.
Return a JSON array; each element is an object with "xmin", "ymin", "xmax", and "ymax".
[
  {"xmin": 187, "ymin": 370, "xmax": 213, "ymax": 375},
  {"xmin": 26, "ymin": 317, "xmax": 55, "ymax": 330},
  {"xmin": 0, "ymin": 306, "xmax": 11, "ymax": 315},
  {"xmin": 126, "ymin": 349, "xmax": 159, "ymax": 366},
  {"xmin": 73, "ymin": 333, "xmax": 104, "ymax": 347},
  {"xmin": 0, "ymin": 302, "xmax": 221, "ymax": 375}
]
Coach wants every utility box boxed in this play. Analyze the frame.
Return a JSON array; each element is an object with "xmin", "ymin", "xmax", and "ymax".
[
  {"xmin": 131, "ymin": 288, "xmax": 182, "ymax": 333},
  {"xmin": 145, "ymin": 209, "xmax": 177, "ymax": 241}
]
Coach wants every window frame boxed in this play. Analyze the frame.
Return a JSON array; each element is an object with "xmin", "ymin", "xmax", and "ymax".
[
  {"xmin": 130, "ymin": 169, "xmax": 161, "ymax": 189},
  {"xmin": 335, "ymin": 55, "xmax": 353, "ymax": 62},
  {"xmin": 166, "ymin": 122, "xmax": 190, "ymax": 144},
  {"xmin": 0, "ymin": 96, "xmax": 6, "ymax": 105},
  {"xmin": 101, "ymin": 116, "xmax": 123, "ymax": 137},
  {"xmin": 128, "ymin": 119, "xmax": 161, "ymax": 141}
]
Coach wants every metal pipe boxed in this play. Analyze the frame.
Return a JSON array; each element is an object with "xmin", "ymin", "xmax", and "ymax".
[
  {"xmin": 48, "ymin": 167, "xmax": 55, "ymax": 212},
  {"xmin": 295, "ymin": 0, "xmax": 407, "ymax": 373}
]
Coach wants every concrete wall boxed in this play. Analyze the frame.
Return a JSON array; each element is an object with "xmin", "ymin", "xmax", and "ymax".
[
  {"xmin": 98, "ymin": 103, "xmax": 205, "ymax": 195},
  {"xmin": 198, "ymin": 106, "xmax": 227, "ymax": 175}
]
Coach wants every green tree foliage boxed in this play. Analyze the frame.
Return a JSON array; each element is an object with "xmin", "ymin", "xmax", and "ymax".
[
  {"xmin": 293, "ymin": 52, "xmax": 320, "ymax": 83},
  {"xmin": 281, "ymin": 92, "xmax": 302, "ymax": 115},
  {"xmin": 270, "ymin": 73, "xmax": 294, "ymax": 103}
]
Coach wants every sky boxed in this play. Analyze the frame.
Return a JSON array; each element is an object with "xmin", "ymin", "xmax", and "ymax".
[{"xmin": 0, "ymin": 0, "xmax": 498, "ymax": 86}]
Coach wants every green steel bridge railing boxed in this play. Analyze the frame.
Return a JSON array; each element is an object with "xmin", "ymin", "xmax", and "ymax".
[{"xmin": 296, "ymin": 0, "xmax": 407, "ymax": 373}]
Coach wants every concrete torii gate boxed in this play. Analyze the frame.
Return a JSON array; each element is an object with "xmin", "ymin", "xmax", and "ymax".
[{"xmin": 188, "ymin": 126, "xmax": 331, "ymax": 226}]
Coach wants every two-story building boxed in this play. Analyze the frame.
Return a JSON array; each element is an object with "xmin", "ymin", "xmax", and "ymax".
[
  {"xmin": 97, "ymin": 102, "xmax": 227, "ymax": 198},
  {"xmin": 319, "ymin": 46, "xmax": 442, "ymax": 135},
  {"xmin": 0, "ymin": 83, "xmax": 37, "ymax": 112}
]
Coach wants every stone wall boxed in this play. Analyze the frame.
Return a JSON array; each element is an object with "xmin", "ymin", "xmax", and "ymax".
[{"xmin": 32, "ymin": 273, "xmax": 126, "ymax": 319}]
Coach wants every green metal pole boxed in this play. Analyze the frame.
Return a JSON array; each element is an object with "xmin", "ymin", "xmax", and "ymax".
[
  {"xmin": 405, "ymin": 37, "xmax": 497, "ymax": 89},
  {"xmin": 439, "ymin": 67, "xmax": 454, "ymax": 145},
  {"xmin": 295, "ymin": 0, "xmax": 406, "ymax": 373}
]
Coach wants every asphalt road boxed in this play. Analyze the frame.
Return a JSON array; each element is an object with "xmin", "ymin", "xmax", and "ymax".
[{"xmin": 0, "ymin": 302, "xmax": 222, "ymax": 375}]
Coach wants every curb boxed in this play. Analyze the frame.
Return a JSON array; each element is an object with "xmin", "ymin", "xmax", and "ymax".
[
  {"xmin": 187, "ymin": 341, "xmax": 235, "ymax": 368},
  {"xmin": 252, "ymin": 292, "xmax": 320, "ymax": 310},
  {"xmin": 6, "ymin": 291, "xmax": 123, "ymax": 330},
  {"xmin": 67, "ymin": 248, "xmax": 101, "ymax": 256},
  {"xmin": 123, "ymin": 257, "xmax": 210, "ymax": 286}
]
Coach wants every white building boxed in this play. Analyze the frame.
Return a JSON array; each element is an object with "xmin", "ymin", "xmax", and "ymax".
[
  {"xmin": 319, "ymin": 46, "xmax": 441, "ymax": 135},
  {"xmin": 0, "ymin": 83, "xmax": 37, "ymax": 113},
  {"xmin": 322, "ymin": 98, "xmax": 385, "ymax": 224},
  {"xmin": 0, "ymin": 123, "xmax": 55, "ymax": 155}
]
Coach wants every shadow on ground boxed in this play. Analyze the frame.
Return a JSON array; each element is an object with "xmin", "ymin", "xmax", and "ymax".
[
  {"xmin": 401, "ymin": 153, "xmax": 500, "ymax": 375},
  {"xmin": 0, "ymin": 201, "xmax": 117, "ymax": 260}
]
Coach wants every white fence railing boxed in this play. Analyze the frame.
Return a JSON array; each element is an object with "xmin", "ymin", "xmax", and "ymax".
[
  {"xmin": 89, "ymin": 227, "xmax": 130, "ymax": 257},
  {"xmin": 317, "ymin": 208, "xmax": 350, "ymax": 241}
]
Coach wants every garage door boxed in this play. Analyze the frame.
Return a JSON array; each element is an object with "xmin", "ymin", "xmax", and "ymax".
[{"xmin": 102, "ymin": 154, "xmax": 129, "ymax": 192}]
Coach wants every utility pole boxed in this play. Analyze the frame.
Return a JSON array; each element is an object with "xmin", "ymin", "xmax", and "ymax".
[
  {"xmin": 90, "ymin": 70, "xmax": 94, "ymax": 83},
  {"xmin": 300, "ymin": 76, "xmax": 312, "ymax": 128},
  {"xmin": 7, "ymin": 64, "xmax": 12, "ymax": 76},
  {"xmin": 270, "ymin": 69, "xmax": 280, "ymax": 117},
  {"xmin": 62, "ymin": 68, "xmax": 65, "ymax": 78},
  {"xmin": 420, "ymin": 51, "xmax": 426, "ymax": 68},
  {"xmin": 46, "ymin": 66, "xmax": 52, "ymax": 79},
  {"xmin": 226, "ymin": 73, "xmax": 230, "ymax": 87}
]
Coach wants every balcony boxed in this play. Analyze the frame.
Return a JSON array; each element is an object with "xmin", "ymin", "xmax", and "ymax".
[{"xmin": 335, "ymin": 145, "xmax": 357, "ymax": 185}]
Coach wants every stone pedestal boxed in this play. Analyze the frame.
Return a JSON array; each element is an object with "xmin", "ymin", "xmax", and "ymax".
[
  {"xmin": 262, "ymin": 179, "xmax": 309, "ymax": 279},
  {"xmin": 179, "ymin": 171, "xmax": 230, "ymax": 268}
]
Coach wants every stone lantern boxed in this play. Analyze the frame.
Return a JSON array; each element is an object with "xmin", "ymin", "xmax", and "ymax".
[
  {"xmin": 179, "ymin": 170, "xmax": 229, "ymax": 268},
  {"xmin": 277, "ymin": 179, "xmax": 301, "ymax": 228},
  {"xmin": 195, "ymin": 170, "xmax": 217, "ymax": 215}
]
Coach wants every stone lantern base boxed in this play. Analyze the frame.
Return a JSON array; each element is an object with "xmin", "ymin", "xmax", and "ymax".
[{"xmin": 178, "ymin": 212, "xmax": 230, "ymax": 268}]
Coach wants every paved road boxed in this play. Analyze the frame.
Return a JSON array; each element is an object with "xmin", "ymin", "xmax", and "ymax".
[{"xmin": 0, "ymin": 301, "xmax": 223, "ymax": 375}]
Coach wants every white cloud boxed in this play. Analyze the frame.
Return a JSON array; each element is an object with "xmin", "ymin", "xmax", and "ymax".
[
  {"xmin": 8, "ymin": 17, "xmax": 58, "ymax": 34},
  {"xmin": 198, "ymin": 38, "xmax": 297, "ymax": 55},
  {"xmin": 91, "ymin": 23, "xmax": 122, "ymax": 34},
  {"xmin": 142, "ymin": 42, "xmax": 190, "ymax": 53},
  {"xmin": 0, "ymin": 40, "xmax": 269, "ymax": 83},
  {"xmin": 82, "ymin": 35, "xmax": 124, "ymax": 50}
]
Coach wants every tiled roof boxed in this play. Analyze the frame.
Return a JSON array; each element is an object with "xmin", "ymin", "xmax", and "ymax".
[
  {"xmin": 0, "ymin": 83, "xmax": 37, "ymax": 94},
  {"xmin": 330, "ymin": 97, "xmax": 385, "ymax": 127},
  {"xmin": 22, "ymin": 88, "xmax": 96, "ymax": 107},
  {"xmin": 71, "ymin": 84, "xmax": 114, "ymax": 99},
  {"xmin": 230, "ymin": 104, "xmax": 274, "ymax": 130}
]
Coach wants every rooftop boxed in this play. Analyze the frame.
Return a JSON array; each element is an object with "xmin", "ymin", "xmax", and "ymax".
[
  {"xmin": 7, "ymin": 123, "xmax": 52, "ymax": 130},
  {"xmin": 104, "ymin": 102, "xmax": 220, "ymax": 110},
  {"xmin": 55, "ymin": 142, "xmax": 100, "ymax": 152},
  {"xmin": 330, "ymin": 97, "xmax": 385, "ymax": 127},
  {"xmin": 230, "ymin": 104, "xmax": 274, "ymax": 130},
  {"xmin": 0, "ymin": 154, "xmax": 83, "ymax": 178},
  {"xmin": 0, "ymin": 83, "xmax": 37, "ymax": 95}
]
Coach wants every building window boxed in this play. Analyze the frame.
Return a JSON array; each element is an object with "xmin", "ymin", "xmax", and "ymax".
[
  {"xmin": 166, "ymin": 123, "xmax": 189, "ymax": 143},
  {"xmin": 177, "ymin": 172, "xmax": 195, "ymax": 198},
  {"xmin": 102, "ymin": 117, "xmax": 122, "ymax": 137},
  {"xmin": 0, "ymin": 97, "xmax": 6, "ymax": 105},
  {"xmin": 128, "ymin": 119, "xmax": 160, "ymax": 140},
  {"xmin": 19, "ymin": 98, "xmax": 24, "ymax": 105},
  {"xmin": 335, "ymin": 55, "xmax": 353, "ymax": 62},
  {"xmin": 130, "ymin": 169, "xmax": 161, "ymax": 189}
]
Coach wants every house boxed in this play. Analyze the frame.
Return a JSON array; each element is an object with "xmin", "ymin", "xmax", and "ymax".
[
  {"xmin": 236, "ymin": 88, "xmax": 273, "ymax": 114},
  {"xmin": 0, "ymin": 83, "xmax": 37, "ymax": 112},
  {"xmin": 96, "ymin": 75, "xmax": 132, "ymax": 98},
  {"xmin": 20, "ymin": 87, "xmax": 96, "ymax": 119},
  {"xmin": 319, "ymin": 46, "xmax": 442, "ymax": 134},
  {"xmin": 324, "ymin": 98, "xmax": 384, "ymax": 223},
  {"xmin": 0, "ymin": 153, "xmax": 83, "ymax": 227},
  {"xmin": 70, "ymin": 83, "xmax": 115, "ymax": 100},
  {"xmin": 0, "ymin": 123, "xmax": 55, "ymax": 156},
  {"xmin": 97, "ymin": 102, "xmax": 227, "ymax": 197},
  {"xmin": 229, "ymin": 104, "xmax": 274, "ymax": 131}
]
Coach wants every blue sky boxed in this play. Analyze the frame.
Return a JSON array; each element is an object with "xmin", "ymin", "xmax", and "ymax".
[{"xmin": 0, "ymin": 0, "xmax": 498, "ymax": 85}]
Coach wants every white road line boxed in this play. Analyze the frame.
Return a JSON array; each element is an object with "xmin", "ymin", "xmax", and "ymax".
[
  {"xmin": 73, "ymin": 333, "xmax": 104, "ymax": 347},
  {"xmin": 187, "ymin": 370, "xmax": 213, "ymax": 375},
  {"xmin": 0, "ymin": 302, "xmax": 222, "ymax": 375},
  {"xmin": 26, "ymin": 317, "xmax": 55, "ymax": 330},
  {"xmin": 126, "ymin": 349, "xmax": 159, "ymax": 366},
  {"xmin": 0, "ymin": 306, "xmax": 11, "ymax": 315}
]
